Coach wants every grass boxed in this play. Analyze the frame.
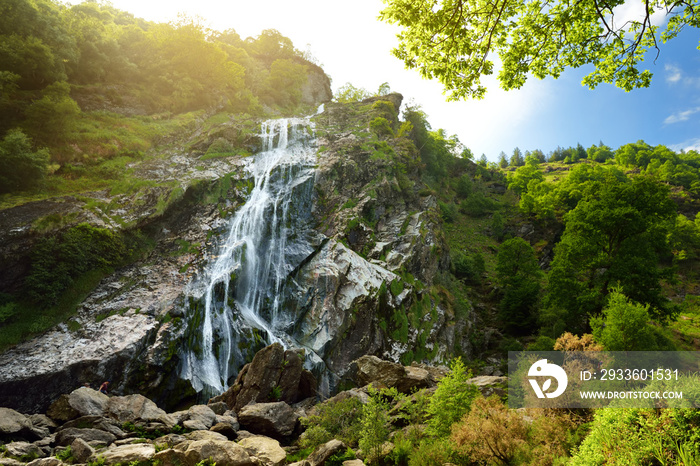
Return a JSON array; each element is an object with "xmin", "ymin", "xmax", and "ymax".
[
  {"xmin": 0, "ymin": 111, "xmax": 199, "ymax": 211},
  {"xmin": 667, "ymin": 295, "xmax": 700, "ymax": 350}
]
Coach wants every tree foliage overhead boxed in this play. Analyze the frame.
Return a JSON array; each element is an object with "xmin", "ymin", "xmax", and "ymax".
[{"xmin": 380, "ymin": 0, "xmax": 700, "ymax": 99}]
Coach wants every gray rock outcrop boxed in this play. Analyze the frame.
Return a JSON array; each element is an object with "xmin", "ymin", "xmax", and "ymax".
[{"xmin": 237, "ymin": 402, "xmax": 299, "ymax": 439}]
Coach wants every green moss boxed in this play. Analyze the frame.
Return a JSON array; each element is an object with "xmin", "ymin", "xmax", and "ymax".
[{"xmin": 389, "ymin": 278, "xmax": 404, "ymax": 297}]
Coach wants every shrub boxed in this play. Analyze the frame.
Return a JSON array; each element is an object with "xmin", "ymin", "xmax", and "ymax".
[
  {"xmin": 438, "ymin": 201, "xmax": 457, "ymax": 223},
  {"xmin": 570, "ymin": 408, "xmax": 700, "ymax": 465},
  {"xmin": 460, "ymin": 192, "xmax": 496, "ymax": 217},
  {"xmin": 426, "ymin": 357, "xmax": 479, "ymax": 438},
  {"xmin": 359, "ymin": 386, "xmax": 394, "ymax": 464},
  {"xmin": 590, "ymin": 289, "xmax": 658, "ymax": 351},
  {"xmin": 453, "ymin": 397, "xmax": 575, "ymax": 465},
  {"xmin": 300, "ymin": 396, "xmax": 363, "ymax": 449},
  {"xmin": 370, "ymin": 117, "xmax": 394, "ymax": 137},
  {"xmin": 0, "ymin": 129, "xmax": 49, "ymax": 193}
]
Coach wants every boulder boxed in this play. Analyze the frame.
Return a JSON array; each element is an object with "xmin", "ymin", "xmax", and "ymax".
[
  {"xmin": 183, "ymin": 405, "xmax": 217, "ymax": 431},
  {"xmin": 183, "ymin": 439, "xmax": 256, "ymax": 466},
  {"xmin": 466, "ymin": 376, "xmax": 507, "ymax": 398},
  {"xmin": 276, "ymin": 351, "xmax": 304, "ymax": 402},
  {"xmin": 66, "ymin": 388, "xmax": 109, "ymax": 417},
  {"xmin": 153, "ymin": 433, "xmax": 187, "ymax": 448},
  {"xmin": 342, "ymin": 461, "xmax": 365, "ymax": 466},
  {"xmin": 0, "ymin": 459, "xmax": 24, "ymax": 466},
  {"xmin": 4, "ymin": 442, "xmax": 43, "ymax": 460},
  {"xmin": 307, "ymin": 440, "xmax": 347, "ymax": 466},
  {"xmin": 70, "ymin": 438, "xmax": 95, "ymax": 463},
  {"xmin": 210, "ymin": 415, "xmax": 239, "ymax": 440},
  {"xmin": 26, "ymin": 459, "xmax": 63, "ymax": 466},
  {"xmin": 106, "ymin": 394, "xmax": 175, "ymax": 426},
  {"xmin": 238, "ymin": 436, "xmax": 286, "ymax": 466},
  {"xmin": 93, "ymin": 443, "xmax": 156, "ymax": 465},
  {"xmin": 60, "ymin": 416, "xmax": 126, "ymax": 438},
  {"xmin": 46, "ymin": 396, "xmax": 79, "ymax": 422},
  {"xmin": 153, "ymin": 448, "xmax": 188, "ymax": 466},
  {"xmin": 237, "ymin": 402, "xmax": 298, "ymax": 439},
  {"xmin": 354, "ymin": 356, "xmax": 406, "ymax": 389},
  {"xmin": 185, "ymin": 430, "xmax": 228, "ymax": 442},
  {"xmin": 0, "ymin": 408, "xmax": 32, "ymax": 440},
  {"xmin": 222, "ymin": 344, "xmax": 317, "ymax": 412},
  {"xmin": 55, "ymin": 427, "xmax": 116, "ymax": 447},
  {"xmin": 28, "ymin": 415, "xmax": 57, "ymax": 432},
  {"xmin": 207, "ymin": 401, "xmax": 229, "ymax": 416},
  {"xmin": 228, "ymin": 344, "xmax": 285, "ymax": 411},
  {"xmin": 353, "ymin": 356, "xmax": 434, "ymax": 394}
]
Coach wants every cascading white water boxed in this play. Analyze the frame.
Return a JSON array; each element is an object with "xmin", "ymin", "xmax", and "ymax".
[{"xmin": 180, "ymin": 117, "xmax": 317, "ymax": 395}]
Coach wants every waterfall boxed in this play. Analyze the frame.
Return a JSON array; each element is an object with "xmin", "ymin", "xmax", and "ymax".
[{"xmin": 179, "ymin": 117, "xmax": 318, "ymax": 396}]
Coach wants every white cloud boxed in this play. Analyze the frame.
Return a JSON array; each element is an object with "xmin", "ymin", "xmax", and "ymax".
[
  {"xmin": 665, "ymin": 64, "xmax": 682, "ymax": 84},
  {"xmin": 670, "ymin": 138, "xmax": 700, "ymax": 152},
  {"xmin": 664, "ymin": 107, "xmax": 700, "ymax": 124},
  {"xmin": 612, "ymin": 0, "xmax": 667, "ymax": 29}
]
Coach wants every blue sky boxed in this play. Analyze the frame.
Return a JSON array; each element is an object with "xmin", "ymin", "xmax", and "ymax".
[{"xmin": 76, "ymin": 0, "xmax": 700, "ymax": 160}]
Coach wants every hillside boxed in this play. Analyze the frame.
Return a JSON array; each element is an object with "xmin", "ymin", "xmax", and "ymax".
[{"xmin": 2, "ymin": 1, "xmax": 700, "ymax": 464}]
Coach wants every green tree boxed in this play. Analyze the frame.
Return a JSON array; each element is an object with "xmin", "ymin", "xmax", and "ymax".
[
  {"xmin": 380, "ymin": 0, "xmax": 700, "ymax": 99},
  {"xmin": 267, "ymin": 58, "xmax": 307, "ymax": 107},
  {"xmin": 508, "ymin": 155, "xmax": 543, "ymax": 195},
  {"xmin": 377, "ymin": 81, "xmax": 391, "ymax": 95},
  {"xmin": 0, "ymin": 129, "xmax": 49, "ymax": 193},
  {"xmin": 590, "ymin": 289, "xmax": 657, "ymax": 351},
  {"xmin": 587, "ymin": 143, "xmax": 615, "ymax": 163},
  {"xmin": 510, "ymin": 147, "xmax": 524, "ymax": 167},
  {"xmin": 498, "ymin": 151, "xmax": 508, "ymax": 168},
  {"xmin": 426, "ymin": 357, "xmax": 479, "ymax": 438},
  {"xmin": 359, "ymin": 386, "xmax": 394, "ymax": 464},
  {"xmin": 335, "ymin": 82, "xmax": 371, "ymax": 102},
  {"xmin": 546, "ymin": 174, "xmax": 677, "ymax": 333},
  {"xmin": 496, "ymin": 237, "xmax": 542, "ymax": 334},
  {"xmin": 23, "ymin": 81, "xmax": 80, "ymax": 144}
]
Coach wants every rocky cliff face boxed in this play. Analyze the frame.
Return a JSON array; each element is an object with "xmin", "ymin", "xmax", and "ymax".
[{"xmin": 0, "ymin": 92, "xmax": 476, "ymax": 413}]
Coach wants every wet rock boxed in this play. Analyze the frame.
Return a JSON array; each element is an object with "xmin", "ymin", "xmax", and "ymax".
[
  {"xmin": 237, "ymin": 436, "xmax": 286, "ymax": 466},
  {"xmin": 227, "ymin": 344, "xmax": 285, "ymax": 411},
  {"xmin": 237, "ymin": 402, "xmax": 298, "ymax": 439},
  {"xmin": 223, "ymin": 344, "xmax": 317, "ymax": 413}
]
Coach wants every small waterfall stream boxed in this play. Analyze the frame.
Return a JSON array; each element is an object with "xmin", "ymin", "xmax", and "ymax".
[{"xmin": 179, "ymin": 117, "xmax": 318, "ymax": 396}]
